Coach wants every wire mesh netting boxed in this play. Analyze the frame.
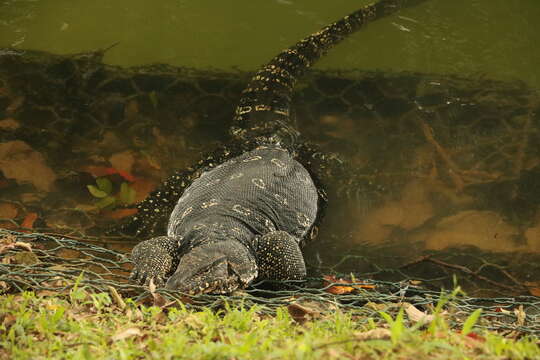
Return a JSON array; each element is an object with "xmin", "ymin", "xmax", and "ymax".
[
  {"xmin": 1, "ymin": 228, "xmax": 539, "ymax": 336},
  {"xmin": 1, "ymin": 48, "xmax": 540, "ymax": 337}
]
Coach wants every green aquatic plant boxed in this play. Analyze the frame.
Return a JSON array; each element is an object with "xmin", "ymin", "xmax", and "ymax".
[{"xmin": 87, "ymin": 177, "xmax": 136, "ymax": 209}]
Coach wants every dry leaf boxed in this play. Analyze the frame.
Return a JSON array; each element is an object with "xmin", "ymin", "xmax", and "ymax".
[
  {"xmin": 12, "ymin": 251, "xmax": 38, "ymax": 265},
  {"xmin": 2, "ymin": 314, "xmax": 17, "ymax": 329},
  {"xmin": 111, "ymin": 327, "xmax": 141, "ymax": 342},
  {"xmin": 0, "ymin": 221, "xmax": 17, "ymax": 230},
  {"xmin": 354, "ymin": 328, "xmax": 391, "ymax": 341},
  {"xmin": 0, "ymin": 118, "xmax": 20, "ymax": 130},
  {"xmin": 524, "ymin": 281, "xmax": 540, "ymax": 297},
  {"xmin": 152, "ymin": 293, "xmax": 167, "ymax": 308},
  {"xmin": 126, "ymin": 308, "xmax": 144, "ymax": 322},
  {"xmin": 56, "ymin": 249, "xmax": 82, "ymax": 259},
  {"xmin": 6, "ymin": 96, "xmax": 24, "ymax": 114},
  {"xmin": 81, "ymin": 165, "xmax": 135, "ymax": 182},
  {"xmin": 184, "ymin": 314, "xmax": 205, "ymax": 330},
  {"xmin": 0, "ymin": 179, "xmax": 9, "ymax": 189},
  {"xmin": 0, "ymin": 240, "xmax": 32, "ymax": 255},
  {"xmin": 0, "ymin": 141, "xmax": 57, "ymax": 192},
  {"xmin": 0, "ymin": 234, "xmax": 16, "ymax": 245},
  {"xmin": 148, "ymin": 278, "xmax": 156, "ymax": 293},
  {"xmin": 108, "ymin": 286, "xmax": 126, "ymax": 310},
  {"xmin": 13, "ymin": 241, "xmax": 32, "ymax": 251},
  {"xmin": 403, "ymin": 302, "xmax": 435, "ymax": 324},
  {"xmin": 20, "ymin": 212, "xmax": 38, "ymax": 229},
  {"xmin": 0, "ymin": 281, "xmax": 9, "ymax": 291},
  {"xmin": 37, "ymin": 290, "xmax": 61, "ymax": 297},
  {"xmin": 323, "ymin": 275, "xmax": 355, "ymax": 295},
  {"xmin": 124, "ymin": 100, "xmax": 139, "ymax": 121},
  {"xmin": 365, "ymin": 302, "xmax": 388, "ymax": 311},
  {"xmin": 103, "ymin": 208, "xmax": 138, "ymax": 220},
  {"xmin": 131, "ymin": 178, "xmax": 158, "ymax": 202},
  {"xmin": 287, "ymin": 303, "xmax": 318, "ymax": 324},
  {"xmin": 323, "ymin": 275, "xmax": 375, "ymax": 295},
  {"xmin": 109, "ymin": 151, "xmax": 135, "ymax": 174},
  {"xmin": 465, "ymin": 332, "xmax": 486, "ymax": 343},
  {"xmin": 153, "ymin": 311, "xmax": 168, "ymax": 325},
  {"xmin": 148, "ymin": 278, "xmax": 168, "ymax": 308},
  {"xmin": 0, "ymin": 202, "xmax": 18, "ymax": 219},
  {"xmin": 460, "ymin": 331, "xmax": 486, "ymax": 349},
  {"xmin": 514, "ymin": 305, "xmax": 526, "ymax": 326}
]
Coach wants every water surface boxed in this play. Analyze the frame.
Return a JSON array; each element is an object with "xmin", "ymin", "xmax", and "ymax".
[{"xmin": 1, "ymin": 0, "xmax": 539, "ymax": 87}]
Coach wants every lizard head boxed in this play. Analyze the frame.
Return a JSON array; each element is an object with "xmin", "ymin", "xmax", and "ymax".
[{"xmin": 165, "ymin": 239, "xmax": 258, "ymax": 294}]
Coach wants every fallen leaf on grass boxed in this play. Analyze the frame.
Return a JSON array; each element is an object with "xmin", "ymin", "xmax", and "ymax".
[
  {"xmin": 152, "ymin": 291, "xmax": 167, "ymax": 308},
  {"xmin": 323, "ymin": 275, "xmax": 375, "ymax": 295},
  {"xmin": 0, "ymin": 281, "xmax": 9, "ymax": 292},
  {"xmin": 403, "ymin": 302, "xmax": 436, "ymax": 324},
  {"xmin": 461, "ymin": 331, "xmax": 487, "ymax": 349},
  {"xmin": 2, "ymin": 314, "xmax": 16, "ymax": 329},
  {"xmin": 111, "ymin": 327, "xmax": 141, "ymax": 342},
  {"xmin": 147, "ymin": 278, "xmax": 179, "ymax": 309},
  {"xmin": 287, "ymin": 303, "xmax": 319, "ymax": 324},
  {"xmin": 183, "ymin": 314, "xmax": 205, "ymax": 330},
  {"xmin": 153, "ymin": 311, "xmax": 169, "ymax": 325},
  {"xmin": 354, "ymin": 328, "xmax": 391, "ymax": 341},
  {"xmin": 108, "ymin": 286, "xmax": 126, "ymax": 310},
  {"xmin": 37, "ymin": 290, "xmax": 62, "ymax": 297},
  {"xmin": 465, "ymin": 332, "xmax": 485, "ymax": 342}
]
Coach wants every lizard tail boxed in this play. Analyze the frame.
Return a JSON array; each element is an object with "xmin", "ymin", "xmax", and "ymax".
[{"xmin": 230, "ymin": 0, "xmax": 429, "ymax": 146}]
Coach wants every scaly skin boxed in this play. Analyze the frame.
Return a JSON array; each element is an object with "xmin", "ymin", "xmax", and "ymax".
[{"xmin": 130, "ymin": 0, "xmax": 431, "ymax": 294}]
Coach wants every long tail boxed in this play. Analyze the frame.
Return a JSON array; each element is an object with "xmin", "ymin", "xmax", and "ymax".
[{"xmin": 230, "ymin": 0, "xmax": 429, "ymax": 145}]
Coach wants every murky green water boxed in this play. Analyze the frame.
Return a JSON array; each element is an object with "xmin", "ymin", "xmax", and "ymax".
[{"xmin": 1, "ymin": 0, "xmax": 539, "ymax": 88}]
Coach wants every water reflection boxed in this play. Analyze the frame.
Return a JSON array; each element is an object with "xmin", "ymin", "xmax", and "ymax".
[{"xmin": 0, "ymin": 0, "xmax": 539, "ymax": 88}]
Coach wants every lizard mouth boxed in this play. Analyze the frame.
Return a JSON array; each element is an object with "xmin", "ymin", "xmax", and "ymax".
[
  {"xmin": 165, "ymin": 257, "xmax": 245, "ymax": 295},
  {"xmin": 189, "ymin": 277, "xmax": 242, "ymax": 295}
]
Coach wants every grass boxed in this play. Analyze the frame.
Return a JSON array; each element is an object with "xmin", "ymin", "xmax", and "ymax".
[{"xmin": 0, "ymin": 284, "xmax": 539, "ymax": 360}]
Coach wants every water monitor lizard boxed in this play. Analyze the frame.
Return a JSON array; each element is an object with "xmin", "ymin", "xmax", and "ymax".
[{"xmin": 129, "ymin": 0, "xmax": 430, "ymax": 294}]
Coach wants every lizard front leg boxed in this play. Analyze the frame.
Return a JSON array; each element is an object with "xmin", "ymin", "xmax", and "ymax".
[
  {"xmin": 130, "ymin": 236, "xmax": 180, "ymax": 287},
  {"xmin": 253, "ymin": 231, "xmax": 306, "ymax": 282}
]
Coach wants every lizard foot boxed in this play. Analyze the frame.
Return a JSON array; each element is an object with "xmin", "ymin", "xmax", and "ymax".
[{"xmin": 130, "ymin": 236, "xmax": 180, "ymax": 287}]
